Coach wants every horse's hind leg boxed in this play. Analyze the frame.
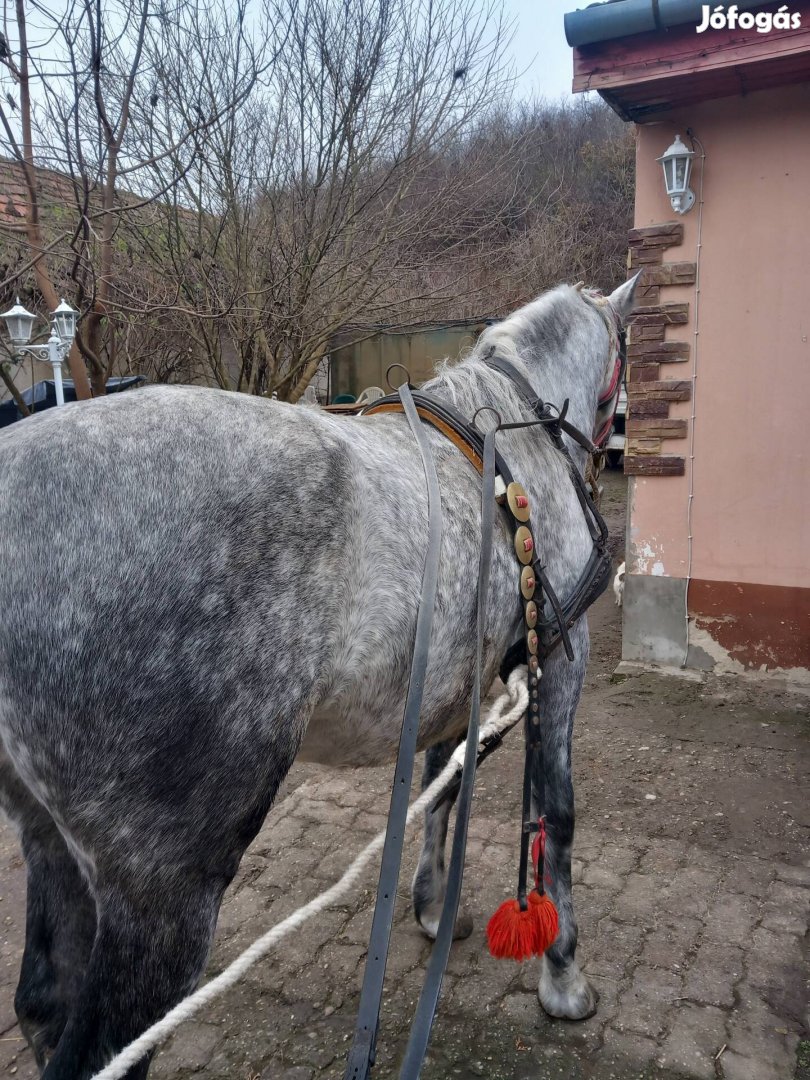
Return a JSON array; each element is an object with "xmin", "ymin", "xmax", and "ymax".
[
  {"xmin": 534, "ymin": 619, "xmax": 598, "ymax": 1020},
  {"xmin": 411, "ymin": 739, "xmax": 473, "ymax": 941},
  {"xmin": 0, "ymin": 749, "xmax": 96, "ymax": 1069},
  {"xmin": 42, "ymin": 871, "xmax": 225, "ymax": 1080},
  {"xmin": 38, "ymin": 709, "xmax": 308, "ymax": 1080}
]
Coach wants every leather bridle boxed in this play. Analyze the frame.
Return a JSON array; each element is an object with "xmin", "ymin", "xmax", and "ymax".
[{"xmin": 343, "ymin": 297, "xmax": 626, "ymax": 1080}]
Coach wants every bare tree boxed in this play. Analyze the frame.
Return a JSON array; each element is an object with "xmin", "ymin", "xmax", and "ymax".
[
  {"xmin": 0, "ymin": 1, "xmax": 632, "ymax": 407},
  {"xmin": 0, "ymin": 0, "xmax": 263, "ymax": 395},
  {"xmin": 122, "ymin": 0, "xmax": 516, "ymax": 399}
]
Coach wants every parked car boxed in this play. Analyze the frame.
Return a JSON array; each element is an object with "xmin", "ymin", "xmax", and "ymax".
[{"xmin": 605, "ymin": 385, "xmax": 626, "ymax": 468}]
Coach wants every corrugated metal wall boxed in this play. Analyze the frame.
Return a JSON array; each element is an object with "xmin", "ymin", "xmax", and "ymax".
[{"xmin": 329, "ymin": 323, "xmax": 486, "ymax": 399}]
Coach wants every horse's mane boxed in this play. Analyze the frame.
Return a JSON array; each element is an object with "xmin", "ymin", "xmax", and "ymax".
[{"xmin": 423, "ymin": 284, "xmax": 579, "ymax": 428}]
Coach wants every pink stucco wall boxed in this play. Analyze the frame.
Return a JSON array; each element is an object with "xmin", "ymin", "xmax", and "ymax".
[{"xmin": 631, "ymin": 82, "xmax": 810, "ymax": 591}]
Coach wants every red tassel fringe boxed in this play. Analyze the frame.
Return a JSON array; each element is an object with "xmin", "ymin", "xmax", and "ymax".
[{"xmin": 486, "ymin": 889, "xmax": 559, "ymax": 961}]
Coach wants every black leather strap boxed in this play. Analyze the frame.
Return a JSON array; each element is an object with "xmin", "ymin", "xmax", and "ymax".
[
  {"xmin": 343, "ymin": 383, "xmax": 443, "ymax": 1080},
  {"xmin": 398, "ymin": 425, "xmax": 497, "ymax": 1079},
  {"xmin": 346, "ymin": 358, "xmax": 616, "ymax": 1077}
]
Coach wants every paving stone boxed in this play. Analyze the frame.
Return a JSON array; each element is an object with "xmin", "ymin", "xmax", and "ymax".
[
  {"xmin": 659, "ymin": 866, "xmax": 720, "ymax": 919},
  {"xmin": 724, "ymin": 995, "xmax": 800, "ymax": 1078},
  {"xmin": 760, "ymin": 879, "xmax": 810, "ymax": 935},
  {"xmin": 746, "ymin": 926, "xmax": 806, "ymax": 995},
  {"xmin": 380, "ymin": 928, "xmax": 430, "ymax": 977},
  {"xmin": 719, "ymin": 1049, "xmax": 792, "ymax": 1080},
  {"xmin": 316, "ymin": 942, "xmax": 366, "ymax": 987},
  {"xmin": 0, "ymin": 1034, "xmax": 28, "ymax": 1073},
  {"xmin": 500, "ymin": 990, "xmax": 541, "ymax": 1025},
  {"xmin": 682, "ymin": 943, "xmax": 744, "ymax": 1008},
  {"xmin": 610, "ymin": 872, "xmax": 659, "ymax": 925},
  {"xmin": 340, "ymin": 906, "xmax": 375, "ymax": 946},
  {"xmin": 616, "ymin": 964, "xmax": 683, "ymax": 1038},
  {"xmin": 153, "ymin": 1021, "xmax": 222, "ymax": 1073},
  {"xmin": 580, "ymin": 919, "xmax": 645, "ymax": 981},
  {"xmin": 639, "ymin": 912, "xmax": 702, "ymax": 972},
  {"xmin": 703, "ymin": 892, "xmax": 760, "ymax": 946},
  {"xmin": 597, "ymin": 842, "xmax": 644, "ymax": 876},
  {"xmin": 774, "ymin": 862, "xmax": 810, "ymax": 887},
  {"xmin": 599, "ymin": 1025, "xmax": 661, "ymax": 1069},
  {"xmin": 582, "ymin": 864, "xmax": 625, "ymax": 892},
  {"xmin": 574, "ymin": 884, "xmax": 615, "ymax": 926},
  {"xmin": 250, "ymin": 814, "xmax": 307, "ymax": 856},
  {"xmin": 636, "ymin": 838, "xmax": 685, "ymax": 875},
  {"xmin": 658, "ymin": 1002, "xmax": 727, "ymax": 1079},
  {"xmin": 721, "ymin": 858, "xmax": 775, "ymax": 897}
]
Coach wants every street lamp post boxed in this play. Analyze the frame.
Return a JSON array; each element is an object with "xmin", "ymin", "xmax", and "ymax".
[{"xmin": 0, "ymin": 297, "xmax": 79, "ymax": 406}]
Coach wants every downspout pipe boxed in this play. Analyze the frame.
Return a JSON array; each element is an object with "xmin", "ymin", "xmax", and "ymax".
[{"xmin": 565, "ymin": 0, "xmax": 767, "ymax": 46}]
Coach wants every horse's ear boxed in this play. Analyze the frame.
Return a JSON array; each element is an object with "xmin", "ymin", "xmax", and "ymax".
[{"xmin": 608, "ymin": 272, "xmax": 642, "ymax": 322}]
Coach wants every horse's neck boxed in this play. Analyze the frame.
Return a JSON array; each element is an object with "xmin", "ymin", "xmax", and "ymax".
[
  {"xmin": 428, "ymin": 348, "xmax": 598, "ymax": 475},
  {"xmin": 427, "ymin": 352, "xmax": 597, "ymax": 581}
]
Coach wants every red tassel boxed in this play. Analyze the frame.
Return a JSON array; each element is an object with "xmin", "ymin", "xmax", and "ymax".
[
  {"xmin": 486, "ymin": 889, "xmax": 558, "ymax": 961},
  {"xmin": 528, "ymin": 889, "xmax": 559, "ymax": 955}
]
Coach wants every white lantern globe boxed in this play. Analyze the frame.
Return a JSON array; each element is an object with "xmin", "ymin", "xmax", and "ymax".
[
  {"xmin": 52, "ymin": 298, "xmax": 78, "ymax": 344},
  {"xmin": 0, "ymin": 297, "xmax": 37, "ymax": 347},
  {"xmin": 656, "ymin": 134, "xmax": 696, "ymax": 215}
]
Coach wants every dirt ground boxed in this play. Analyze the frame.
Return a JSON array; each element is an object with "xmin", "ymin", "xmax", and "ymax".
[{"xmin": 1, "ymin": 469, "xmax": 808, "ymax": 1080}]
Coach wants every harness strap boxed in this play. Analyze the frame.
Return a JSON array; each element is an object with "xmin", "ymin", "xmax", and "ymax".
[
  {"xmin": 363, "ymin": 401, "xmax": 484, "ymax": 473},
  {"xmin": 481, "ymin": 355, "xmax": 614, "ymax": 662},
  {"xmin": 398, "ymin": 425, "xmax": 497, "ymax": 1079},
  {"xmin": 344, "ymin": 383, "xmax": 443, "ymax": 1080},
  {"xmin": 366, "ymin": 378, "xmax": 611, "ymax": 665}
]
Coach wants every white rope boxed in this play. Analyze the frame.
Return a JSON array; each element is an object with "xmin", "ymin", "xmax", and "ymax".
[{"xmin": 91, "ymin": 668, "xmax": 529, "ymax": 1080}]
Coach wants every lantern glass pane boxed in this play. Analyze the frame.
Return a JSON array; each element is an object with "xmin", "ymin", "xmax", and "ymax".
[
  {"xmin": 51, "ymin": 300, "xmax": 77, "ymax": 343},
  {"xmin": 662, "ymin": 157, "xmax": 674, "ymax": 193},
  {"xmin": 55, "ymin": 311, "xmax": 75, "ymax": 342},
  {"xmin": 674, "ymin": 157, "xmax": 687, "ymax": 191},
  {"xmin": 9, "ymin": 312, "xmax": 34, "ymax": 345}
]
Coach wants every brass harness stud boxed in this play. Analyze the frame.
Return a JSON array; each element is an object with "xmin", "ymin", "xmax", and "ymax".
[
  {"xmin": 520, "ymin": 566, "xmax": 536, "ymax": 599},
  {"xmin": 506, "ymin": 482, "xmax": 531, "ymax": 523},
  {"xmin": 514, "ymin": 527, "xmax": 534, "ymax": 565}
]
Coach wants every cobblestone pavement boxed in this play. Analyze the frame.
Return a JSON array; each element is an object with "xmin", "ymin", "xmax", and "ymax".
[{"xmin": 1, "ymin": 472, "xmax": 808, "ymax": 1080}]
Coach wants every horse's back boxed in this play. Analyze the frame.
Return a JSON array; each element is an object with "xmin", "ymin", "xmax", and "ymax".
[{"xmin": 0, "ymin": 387, "xmax": 355, "ymax": 852}]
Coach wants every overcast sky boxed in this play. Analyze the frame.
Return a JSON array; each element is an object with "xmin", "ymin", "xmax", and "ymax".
[{"xmin": 502, "ymin": 0, "xmax": 581, "ymax": 102}]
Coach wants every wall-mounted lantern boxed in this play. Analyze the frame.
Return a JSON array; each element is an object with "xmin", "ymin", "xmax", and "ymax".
[{"xmin": 657, "ymin": 134, "xmax": 695, "ymax": 215}]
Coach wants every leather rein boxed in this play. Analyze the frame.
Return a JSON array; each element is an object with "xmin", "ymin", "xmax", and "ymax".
[{"xmin": 342, "ymin": 306, "xmax": 626, "ymax": 1080}]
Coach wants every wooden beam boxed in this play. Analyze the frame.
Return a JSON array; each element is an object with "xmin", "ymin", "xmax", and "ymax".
[{"xmin": 573, "ymin": 8, "xmax": 810, "ymax": 94}]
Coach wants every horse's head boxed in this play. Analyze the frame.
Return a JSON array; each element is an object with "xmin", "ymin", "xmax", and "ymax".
[
  {"xmin": 581, "ymin": 272, "xmax": 641, "ymax": 447},
  {"xmin": 477, "ymin": 272, "xmax": 641, "ymax": 445}
]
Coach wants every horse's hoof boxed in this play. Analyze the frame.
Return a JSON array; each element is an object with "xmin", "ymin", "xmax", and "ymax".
[
  {"xmin": 416, "ymin": 910, "xmax": 474, "ymax": 941},
  {"xmin": 537, "ymin": 957, "xmax": 599, "ymax": 1020}
]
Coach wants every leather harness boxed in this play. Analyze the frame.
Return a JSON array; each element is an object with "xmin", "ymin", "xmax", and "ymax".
[{"xmin": 343, "ymin": 305, "xmax": 627, "ymax": 1080}]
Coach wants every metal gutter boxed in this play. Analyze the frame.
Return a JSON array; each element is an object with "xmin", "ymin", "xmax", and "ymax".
[{"xmin": 564, "ymin": 0, "xmax": 767, "ymax": 47}]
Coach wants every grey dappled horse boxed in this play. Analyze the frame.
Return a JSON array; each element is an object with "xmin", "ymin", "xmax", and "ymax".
[{"xmin": 0, "ymin": 277, "xmax": 638, "ymax": 1079}]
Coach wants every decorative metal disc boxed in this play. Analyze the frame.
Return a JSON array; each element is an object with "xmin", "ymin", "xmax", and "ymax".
[
  {"xmin": 506, "ymin": 482, "xmax": 530, "ymax": 523},
  {"xmin": 520, "ymin": 565, "xmax": 536, "ymax": 600},
  {"xmin": 514, "ymin": 526, "xmax": 534, "ymax": 566}
]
